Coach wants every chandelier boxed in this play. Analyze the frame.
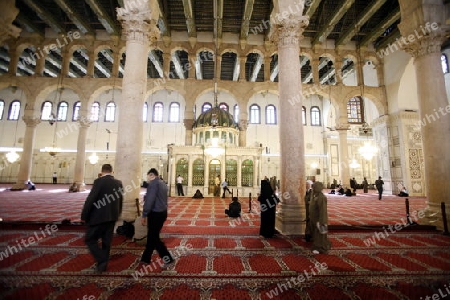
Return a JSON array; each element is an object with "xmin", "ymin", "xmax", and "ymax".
[
  {"xmin": 358, "ymin": 122, "xmax": 377, "ymax": 160},
  {"xmin": 6, "ymin": 150, "xmax": 20, "ymax": 163},
  {"xmin": 88, "ymin": 152, "xmax": 99, "ymax": 164},
  {"xmin": 350, "ymin": 159, "xmax": 361, "ymax": 168}
]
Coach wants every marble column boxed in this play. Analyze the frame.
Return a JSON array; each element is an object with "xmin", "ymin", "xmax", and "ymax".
[
  {"xmin": 116, "ymin": 2, "xmax": 159, "ymax": 221},
  {"xmin": 34, "ymin": 53, "xmax": 45, "ymax": 76},
  {"xmin": 11, "ymin": 115, "xmax": 40, "ymax": 190},
  {"xmin": 61, "ymin": 49, "xmax": 71, "ymax": 77},
  {"xmin": 336, "ymin": 125, "xmax": 350, "ymax": 187},
  {"xmin": 311, "ymin": 57, "xmax": 319, "ymax": 84},
  {"xmin": 8, "ymin": 47, "xmax": 19, "ymax": 76},
  {"xmin": 264, "ymin": 56, "xmax": 271, "ymax": 81},
  {"xmin": 270, "ymin": 1, "xmax": 309, "ymax": 235},
  {"xmin": 71, "ymin": 113, "xmax": 90, "ymax": 192},
  {"xmin": 188, "ymin": 53, "xmax": 196, "ymax": 79},
  {"xmin": 216, "ymin": 54, "xmax": 222, "ymax": 80},
  {"xmin": 398, "ymin": 0, "xmax": 450, "ymax": 229},
  {"xmin": 183, "ymin": 118, "xmax": 194, "ymax": 145},
  {"xmin": 238, "ymin": 119, "xmax": 248, "ymax": 147}
]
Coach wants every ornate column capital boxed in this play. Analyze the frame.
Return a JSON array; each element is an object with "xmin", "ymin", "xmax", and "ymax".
[
  {"xmin": 117, "ymin": 7, "xmax": 160, "ymax": 44},
  {"xmin": 77, "ymin": 115, "xmax": 92, "ymax": 128},
  {"xmin": 270, "ymin": 16, "xmax": 309, "ymax": 47},
  {"xmin": 401, "ymin": 34, "xmax": 446, "ymax": 59},
  {"xmin": 183, "ymin": 118, "xmax": 195, "ymax": 130},
  {"xmin": 22, "ymin": 116, "xmax": 40, "ymax": 127}
]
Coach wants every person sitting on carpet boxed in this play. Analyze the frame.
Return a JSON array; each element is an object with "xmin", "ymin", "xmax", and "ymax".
[
  {"xmin": 329, "ymin": 189, "xmax": 335, "ymax": 194},
  {"xmin": 345, "ymin": 188, "xmax": 353, "ymax": 197},
  {"xmin": 27, "ymin": 181, "xmax": 36, "ymax": 190},
  {"xmin": 337, "ymin": 185, "xmax": 345, "ymax": 195},
  {"xmin": 398, "ymin": 186, "xmax": 409, "ymax": 197},
  {"xmin": 192, "ymin": 189, "xmax": 204, "ymax": 199},
  {"xmin": 225, "ymin": 197, "xmax": 241, "ymax": 218}
]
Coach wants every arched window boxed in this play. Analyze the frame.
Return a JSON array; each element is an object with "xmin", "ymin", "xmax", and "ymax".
[
  {"xmin": 302, "ymin": 106, "xmax": 306, "ymax": 125},
  {"xmin": 265, "ymin": 105, "xmax": 276, "ymax": 124},
  {"xmin": 233, "ymin": 104, "xmax": 239, "ymax": 123},
  {"xmin": 249, "ymin": 104, "xmax": 260, "ymax": 124},
  {"xmin": 310, "ymin": 106, "xmax": 321, "ymax": 126},
  {"xmin": 105, "ymin": 102, "xmax": 116, "ymax": 122},
  {"xmin": 90, "ymin": 102, "xmax": 100, "ymax": 122},
  {"xmin": 73, "ymin": 102, "xmax": 81, "ymax": 121},
  {"xmin": 442, "ymin": 54, "xmax": 449, "ymax": 73},
  {"xmin": 143, "ymin": 102, "xmax": 148, "ymax": 122},
  {"xmin": 0, "ymin": 100, "xmax": 4, "ymax": 120},
  {"xmin": 347, "ymin": 97, "xmax": 364, "ymax": 123},
  {"xmin": 8, "ymin": 100, "xmax": 21, "ymax": 120},
  {"xmin": 202, "ymin": 102, "xmax": 212, "ymax": 112},
  {"xmin": 153, "ymin": 102, "xmax": 163, "ymax": 122},
  {"xmin": 41, "ymin": 101, "xmax": 53, "ymax": 120},
  {"xmin": 219, "ymin": 102, "xmax": 229, "ymax": 111},
  {"xmin": 169, "ymin": 102, "xmax": 180, "ymax": 122},
  {"xmin": 57, "ymin": 102, "xmax": 68, "ymax": 121}
]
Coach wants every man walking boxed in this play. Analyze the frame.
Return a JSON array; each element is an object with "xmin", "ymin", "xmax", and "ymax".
[
  {"xmin": 81, "ymin": 164, "xmax": 123, "ymax": 273},
  {"xmin": 176, "ymin": 174, "xmax": 184, "ymax": 196},
  {"xmin": 221, "ymin": 179, "xmax": 231, "ymax": 198},
  {"xmin": 375, "ymin": 176, "xmax": 384, "ymax": 200},
  {"xmin": 140, "ymin": 168, "xmax": 174, "ymax": 267}
]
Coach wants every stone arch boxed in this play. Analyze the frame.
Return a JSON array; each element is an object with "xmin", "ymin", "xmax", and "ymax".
[
  {"xmin": 35, "ymin": 84, "xmax": 82, "ymax": 111},
  {"xmin": 88, "ymin": 85, "xmax": 123, "ymax": 107},
  {"xmin": 341, "ymin": 88, "xmax": 386, "ymax": 120}
]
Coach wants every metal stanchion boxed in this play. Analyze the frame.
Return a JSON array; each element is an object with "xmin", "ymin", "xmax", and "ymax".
[
  {"xmin": 248, "ymin": 193, "xmax": 252, "ymax": 213},
  {"xmin": 405, "ymin": 198, "xmax": 417, "ymax": 225},
  {"xmin": 441, "ymin": 202, "xmax": 449, "ymax": 236}
]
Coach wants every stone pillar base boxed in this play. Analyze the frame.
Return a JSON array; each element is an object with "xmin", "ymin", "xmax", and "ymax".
[
  {"xmin": 420, "ymin": 202, "xmax": 450, "ymax": 232},
  {"xmin": 10, "ymin": 182, "xmax": 26, "ymax": 191},
  {"xmin": 275, "ymin": 203, "xmax": 304, "ymax": 236},
  {"xmin": 68, "ymin": 182, "xmax": 86, "ymax": 192}
]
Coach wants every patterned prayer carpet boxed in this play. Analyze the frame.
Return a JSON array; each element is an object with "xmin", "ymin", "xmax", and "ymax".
[{"xmin": 0, "ymin": 184, "xmax": 449, "ymax": 299}]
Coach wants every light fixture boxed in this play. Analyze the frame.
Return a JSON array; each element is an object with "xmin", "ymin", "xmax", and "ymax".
[
  {"xmin": 310, "ymin": 162, "xmax": 318, "ymax": 169},
  {"xmin": 204, "ymin": 137, "xmax": 225, "ymax": 157},
  {"xmin": 89, "ymin": 152, "xmax": 99, "ymax": 164},
  {"xmin": 358, "ymin": 121, "xmax": 377, "ymax": 161},
  {"xmin": 45, "ymin": 76, "xmax": 63, "ymax": 156}
]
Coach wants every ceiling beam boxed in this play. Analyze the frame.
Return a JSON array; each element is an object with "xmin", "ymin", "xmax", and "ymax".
[
  {"xmin": 21, "ymin": 0, "xmax": 65, "ymax": 33},
  {"xmin": 374, "ymin": 27, "xmax": 401, "ymax": 51},
  {"xmin": 249, "ymin": 54, "xmax": 263, "ymax": 82},
  {"xmin": 85, "ymin": 0, "xmax": 120, "ymax": 35},
  {"xmin": 304, "ymin": 0, "xmax": 323, "ymax": 18},
  {"xmin": 156, "ymin": 0, "xmax": 170, "ymax": 37},
  {"xmin": 359, "ymin": 8, "xmax": 401, "ymax": 47},
  {"xmin": 15, "ymin": 13, "xmax": 45, "ymax": 37},
  {"xmin": 213, "ymin": 0, "xmax": 224, "ymax": 44},
  {"xmin": 336, "ymin": 0, "xmax": 388, "ymax": 46},
  {"xmin": 312, "ymin": 0, "xmax": 356, "ymax": 46},
  {"xmin": 171, "ymin": 52, "xmax": 185, "ymax": 79},
  {"xmin": 148, "ymin": 50, "xmax": 164, "ymax": 78},
  {"xmin": 53, "ymin": 0, "xmax": 94, "ymax": 34},
  {"xmin": 181, "ymin": 0, "xmax": 196, "ymax": 38},
  {"xmin": 240, "ymin": 0, "xmax": 255, "ymax": 42}
]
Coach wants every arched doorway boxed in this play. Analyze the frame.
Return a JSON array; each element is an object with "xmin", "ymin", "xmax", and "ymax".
[{"xmin": 209, "ymin": 159, "xmax": 221, "ymax": 196}]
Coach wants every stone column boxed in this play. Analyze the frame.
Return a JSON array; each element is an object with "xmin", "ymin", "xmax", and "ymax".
[
  {"xmin": 334, "ymin": 57, "xmax": 343, "ymax": 84},
  {"xmin": 204, "ymin": 155, "xmax": 210, "ymax": 195},
  {"xmin": 264, "ymin": 56, "xmax": 271, "ymax": 81},
  {"xmin": 398, "ymin": 0, "xmax": 450, "ymax": 228},
  {"xmin": 270, "ymin": 1, "xmax": 309, "ymax": 235},
  {"xmin": 112, "ymin": 51, "xmax": 121, "ymax": 77},
  {"xmin": 184, "ymin": 118, "xmax": 194, "ymax": 145},
  {"xmin": 252, "ymin": 156, "xmax": 258, "ymax": 188},
  {"xmin": 11, "ymin": 115, "xmax": 40, "ymax": 190},
  {"xmin": 239, "ymin": 56, "xmax": 246, "ymax": 81},
  {"xmin": 86, "ymin": 49, "xmax": 96, "ymax": 77},
  {"xmin": 237, "ymin": 156, "xmax": 242, "ymax": 189},
  {"xmin": 8, "ymin": 47, "xmax": 19, "ymax": 76},
  {"xmin": 238, "ymin": 119, "xmax": 248, "ymax": 147},
  {"xmin": 71, "ymin": 113, "xmax": 90, "ymax": 192},
  {"xmin": 336, "ymin": 125, "xmax": 350, "ymax": 188},
  {"xmin": 163, "ymin": 53, "xmax": 171, "ymax": 76},
  {"xmin": 311, "ymin": 57, "xmax": 319, "ymax": 84},
  {"xmin": 216, "ymin": 54, "xmax": 222, "ymax": 80},
  {"xmin": 35, "ymin": 53, "xmax": 46, "ymax": 76},
  {"xmin": 188, "ymin": 53, "xmax": 196, "ymax": 79},
  {"xmin": 116, "ymin": 2, "xmax": 159, "ymax": 221},
  {"xmin": 61, "ymin": 49, "xmax": 71, "ymax": 77}
]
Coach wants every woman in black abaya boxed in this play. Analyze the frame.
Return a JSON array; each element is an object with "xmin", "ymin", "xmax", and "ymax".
[{"xmin": 258, "ymin": 180, "xmax": 279, "ymax": 238}]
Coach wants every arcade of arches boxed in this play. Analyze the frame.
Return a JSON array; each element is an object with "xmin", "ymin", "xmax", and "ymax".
[{"xmin": 0, "ymin": 0, "xmax": 449, "ymax": 233}]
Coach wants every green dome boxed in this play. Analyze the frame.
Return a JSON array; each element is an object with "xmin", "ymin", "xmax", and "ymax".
[{"xmin": 193, "ymin": 106, "xmax": 239, "ymax": 129}]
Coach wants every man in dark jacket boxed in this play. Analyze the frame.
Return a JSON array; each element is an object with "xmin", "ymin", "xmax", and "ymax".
[
  {"xmin": 225, "ymin": 197, "xmax": 241, "ymax": 217},
  {"xmin": 81, "ymin": 164, "xmax": 123, "ymax": 273}
]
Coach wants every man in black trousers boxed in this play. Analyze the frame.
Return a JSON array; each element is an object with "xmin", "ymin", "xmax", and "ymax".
[
  {"xmin": 140, "ymin": 168, "xmax": 174, "ymax": 267},
  {"xmin": 81, "ymin": 164, "xmax": 123, "ymax": 273}
]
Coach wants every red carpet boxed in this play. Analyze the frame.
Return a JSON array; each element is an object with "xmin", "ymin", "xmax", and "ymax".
[{"xmin": 0, "ymin": 184, "xmax": 449, "ymax": 299}]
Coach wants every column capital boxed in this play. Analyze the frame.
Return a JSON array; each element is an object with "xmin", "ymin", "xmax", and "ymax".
[
  {"xmin": 183, "ymin": 118, "xmax": 195, "ymax": 129},
  {"xmin": 117, "ymin": 8, "xmax": 160, "ymax": 44},
  {"xmin": 22, "ymin": 116, "xmax": 40, "ymax": 127},
  {"xmin": 401, "ymin": 34, "xmax": 446, "ymax": 59},
  {"xmin": 77, "ymin": 115, "xmax": 92, "ymax": 128},
  {"xmin": 270, "ymin": 16, "xmax": 309, "ymax": 47},
  {"xmin": 335, "ymin": 124, "xmax": 350, "ymax": 131}
]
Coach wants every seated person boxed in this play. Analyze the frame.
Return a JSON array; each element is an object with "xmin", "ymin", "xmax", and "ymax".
[
  {"xmin": 27, "ymin": 181, "xmax": 36, "ymax": 190},
  {"xmin": 398, "ymin": 187, "xmax": 409, "ymax": 197},
  {"xmin": 329, "ymin": 189, "xmax": 336, "ymax": 194},
  {"xmin": 345, "ymin": 188, "xmax": 353, "ymax": 197},
  {"xmin": 337, "ymin": 185, "xmax": 345, "ymax": 195},
  {"xmin": 69, "ymin": 183, "xmax": 78, "ymax": 193},
  {"xmin": 192, "ymin": 189, "xmax": 204, "ymax": 199},
  {"xmin": 225, "ymin": 197, "xmax": 241, "ymax": 218}
]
